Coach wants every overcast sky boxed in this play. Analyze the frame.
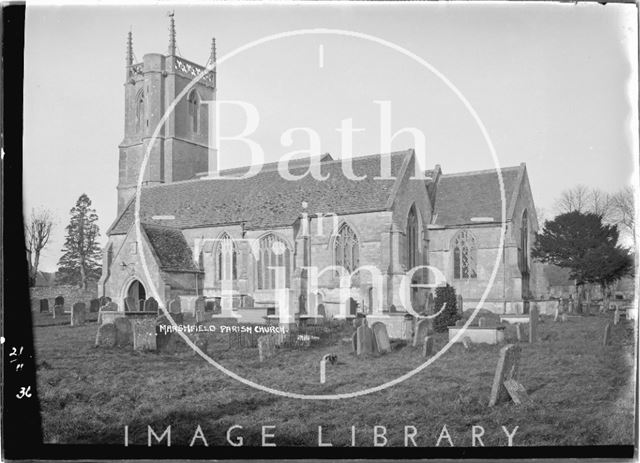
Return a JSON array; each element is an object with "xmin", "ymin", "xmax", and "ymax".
[{"xmin": 23, "ymin": 2, "xmax": 638, "ymax": 271}]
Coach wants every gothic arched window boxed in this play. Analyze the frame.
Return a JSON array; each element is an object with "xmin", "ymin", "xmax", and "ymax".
[
  {"xmin": 257, "ymin": 234, "xmax": 291, "ymax": 290},
  {"xmin": 334, "ymin": 222, "xmax": 359, "ymax": 273},
  {"xmin": 405, "ymin": 205, "xmax": 420, "ymax": 270},
  {"xmin": 452, "ymin": 230, "xmax": 477, "ymax": 279},
  {"xmin": 188, "ymin": 90, "xmax": 200, "ymax": 133},
  {"xmin": 520, "ymin": 210, "xmax": 529, "ymax": 273},
  {"xmin": 135, "ymin": 91, "xmax": 144, "ymax": 132},
  {"xmin": 214, "ymin": 233, "xmax": 237, "ymax": 282}
]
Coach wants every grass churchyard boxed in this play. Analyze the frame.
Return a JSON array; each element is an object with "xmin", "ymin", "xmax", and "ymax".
[{"xmin": 34, "ymin": 311, "xmax": 634, "ymax": 447}]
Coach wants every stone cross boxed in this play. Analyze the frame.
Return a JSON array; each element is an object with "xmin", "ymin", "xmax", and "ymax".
[
  {"xmin": 422, "ymin": 336, "xmax": 434, "ymax": 357},
  {"xmin": 603, "ymin": 323, "xmax": 611, "ymax": 347},
  {"xmin": 95, "ymin": 323, "xmax": 116, "ymax": 348},
  {"xmin": 371, "ymin": 322, "xmax": 391, "ymax": 354},
  {"xmin": 132, "ymin": 319, "xmax": 157, "ymax": 351},
  {"xmin": 489, "ymin": 344, "xmax": 521, "ymax": 406},
  {"xmin": 413, "ymin": 319, "xmax": 432, "ymax": 347},
  {"xmin": 529, "ymin": 306, "xmax": 538, "ymax": 343},
  {"xmin": 71, "ymin": 302, "xmax": 86, "ymax": 327}
]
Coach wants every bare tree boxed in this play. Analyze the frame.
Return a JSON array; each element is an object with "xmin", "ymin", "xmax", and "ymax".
[
  {"xmin": 25, "ymin": 208, "xmax": 54, "ymax": 286},
  {"xmin": 589, "ymin": 188, "xmax": 614, "ymax": 222},
  {"xmin": 611, "ymin": 186, "xmax": 635, "ymax": 238},
  {"xmin": 555, "ymin": 185, "xmax": 590, "ymax": 214}
]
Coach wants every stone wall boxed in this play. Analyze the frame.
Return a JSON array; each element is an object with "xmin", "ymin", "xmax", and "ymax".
[{"xmin": 30, "ymin": 284, "xmax": 98, "ymax": 312}]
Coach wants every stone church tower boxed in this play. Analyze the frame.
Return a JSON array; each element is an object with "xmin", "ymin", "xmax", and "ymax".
[{"xmin": 117, "ymin": 14, "xmax": 216, "ymax": 213}]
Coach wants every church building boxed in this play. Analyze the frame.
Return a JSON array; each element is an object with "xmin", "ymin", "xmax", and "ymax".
[{"xmin": 99, "ymin": 19, "xmax": 542, "ymax": 330}]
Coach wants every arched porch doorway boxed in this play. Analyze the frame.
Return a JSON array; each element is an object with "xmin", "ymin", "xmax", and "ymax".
[{"xmin": 126, "ymin": 279, "xmax": 146, "ymax": 311}]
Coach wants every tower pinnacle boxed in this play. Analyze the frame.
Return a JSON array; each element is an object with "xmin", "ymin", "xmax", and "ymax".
[
  {"xmin": 126, "ymin": 30, "xmax": 133, "ymax": 79},
  {"xmin": 168, "ymin": 11, "xmax": 176, "ymax": 56},
  {"xmin": 210, "ymin": 37, "xmax": 217, "ymax": 89}
]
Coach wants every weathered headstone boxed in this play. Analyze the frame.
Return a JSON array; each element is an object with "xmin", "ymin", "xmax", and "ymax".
[
  {"xmin": 478, "ymin": 317, "xmax": 486, "ymax": 327},
  {"xmin": 39, "ymin": 299, "xmax": 49, "ymax": 313},
  {"xmin": 258, "ymin": 335, "xmax": 276, "ymax": 362},
  {"xmin": 351, "ymin": 331, "xmax": 358, "ymax": 353},
  {"xmin": 529, "ymin": 306, "xmax": 538, "ymax": 343},
  {"xmin": 515, "ymin": 324, "xmax": 523, "ymax": 342},
  {"xmin": 353, "ymin": 314, "xmax": 366, "ymax": 329},
  {"xmin": 553, "ymin": 306, "xmax": 559, "ymax": 322},
  {"xmin": 489, "ymin": 344, "xmax": 521, "ymax": 406},
  {"xmin": 371, "ymin": 322, "xmax": 391, "ymax": 353},
  {"xmin": 205, "ymin": 300, "xmax": 215, "ymax": 312},
  {"xmin": 71, "ymin": 302, "xmax": 86, "ymax": 326},
  {"xmin": 422, "ymin": 336, "xmax": 434, "ymax": 357},
  {"xmin": 99, "ymin": 296, "xmax": 112, "ymax": 306},
  {"xmin": 462, "ymin": 336, "xmax": 472, "ymax": 350},
  {"xmin": 95, "ymin": 323, "xmax": 116, "ymax": 348},
  {"xmin": 195, "ymin": 309, "xmax": 206, "ymax": 323},
  {"xmin": 614, "ymin": 308, "xmax": 620, "ymax": 326},
  {"xmin": 455, "ymin": 319, "xmax": 465, "ymax": 327},
  {"xmin": 114, "ymin": 317, "xmax": 133, "ymax": 347},
  {"xmin": 169, "ymin": 297, "xmax": 181, "ymax": 314},
  {"xmin": 89, "ymin": 298, "xmax": 101, "ymax": 313},
  {"xmin": 132, "ymin": 319, "xmax": 156, "ymax": 351},
  {"xmin": 568, "ymin": 298, "xmax": 575, "ymax": 314},
  {"xmin": 401, "ymin": 315, "xmax": 414, "ymax": 341},
  {"xmin": 413, "ymin": 319, "xmax": 432, "ymax": 347},
  {"xmin": 456, "ymin": 294, "xmax": 463, "ymax": 314},
  {"xmin": 317, "ymin": 304, "xmax": 326, "ymax": 318},
  {"xmin": 503, "ymin": 379, "xmax": 530, "ymax": 405},
  {"xmin": 603, "ymin": 323, "xmax": 611, "ymax": 346},
  {"xmin": 356, "ymin": 323, "xmax": 375, "ymax": 355},
  {"xmin": 156, "ymin": 315, "xmax": 175, "ymax": 353},
  {"xmin": 144, "ymin": 297, "xmax": 159, "ymax": 312}
]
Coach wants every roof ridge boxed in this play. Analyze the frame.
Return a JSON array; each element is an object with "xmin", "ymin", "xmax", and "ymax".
[{"xmin": 440, "ymin": 165, "xmax": 521, "ymax": 178}]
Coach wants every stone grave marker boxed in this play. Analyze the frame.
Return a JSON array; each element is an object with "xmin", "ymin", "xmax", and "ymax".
[
  {"xmin": 371, "ymin": 322, "xmax": 391, "ymax": 353},
  {"xmin": 71, "ymin": 302, "xmax": 86, "ymax": 326},
  {"xmin": 603, "ymin": 323, "xmax": 611, "ymax": 347},
  {"xmin": 351, "ymin": 332, "xmax": 357, "ymax": 353},
  {"xmin": 258, "ymin": 335, "xmax": 277, "ymax": 362},
  {"xmin": 503, "ymin": 379, "xmax": 530, "ymax": 405},
  {"xmin": 89, "ymin": 298, "xmax": 101, "ymax": 313},
  {"xmin": 144, "ymin": 297, "xmax": 159, "ymax": 312},
  {"xmin": 614, "ymin": 308, "xmax": 620, "ymax": 326},
  {"xmin": 156, "ymin": 315, "xmax": 175, "ymax": 353},
  {"xmin": 99, "ymin": 301, "xmax": 118, "ymax": 324},
  {"xmin": 356, "ymin": 323, "xmax": 375, "ymax": 356},
  {"xmin": 456, "ymin": 294, "xmax": 463, "ymax": 314},
  {"xmin": 205, "ymin": 300, "xmax": 215, "ymax": 312},
  {"xmin": 529, "ymin": 306, "xmax": 538, "ymax": 343},
  {"xmin": 95, "ymin": 323, "xmax": 116, "ymax": 348},
  {"xmin": 169, "ymin": 297, "xmax": 182, "ymax": 314},
  {"xmin": 114, "ymin": 317, "xmax": 133, "ymax": 347},
  {"xmin": 561, "ymin": 313, "xmax": 568, "ymax": 323},
  {"xmin": 401, "ymin": 315, "xmax": 414, "ymax": 342},
  {"xmin": 99, "ymin": 296, "xmax": 111, "ymax": 306},
  {"xmin": 553, "ymin": 307, "xmax": 559, "ymax": 322},
  {"xmin": 132, "ymin": 319, "xmax": 156, "ymax": 351},
  {"xmin": 489, "ymin": 344, "xmax": 521, "ymax": 407},
  {"xmin": 39, "ymin": 299, "xmax": 49, "ymax": 313},
  {"xmin": 455, "ymin": 319, "xmax": 466, "ymax": 327},
  {"xmin": 124, "ymin": 296, "xmax": 138, "ymax": 312},
  {"xmin": 317, "ymin": 304, "xmax": 326, "ymax": 318},
  {"xmin": 422, "ymin": 336, "xmax": 434, "ymax": 357},
  {"xmin": 478, "ymin": 317, "xmax": 486, "ymax": 327},
  {"xmin": 413, "ymin": 319, "xmax": 432, "ymax": 347},
  {"xmin": 462, "ymin": 336, "xmax": 472, "ymax": 350},
  {"xmin": 515, "ymin": 324, "xmax": 523, "ymax": 342}
]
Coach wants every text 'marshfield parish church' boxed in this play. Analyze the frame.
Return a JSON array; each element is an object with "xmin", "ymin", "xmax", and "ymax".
[{"xmin": 99, "ymin": 19, "xmax": 545, "ymax": 330}]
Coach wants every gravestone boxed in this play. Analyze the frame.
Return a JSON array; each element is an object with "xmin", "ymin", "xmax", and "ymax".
[
  {"xmin": 156, "ymin": 315, "xmax": 175, "ymax": 353},
  {"xmin": 114, "ymin": 317, "xmax": 133, "ymax": 347},
  {"xmin": 205, "ymin": 300, "xmax": 215, "ymax": 312},
  {"xmin": 144, "ymin": 297, "xmax": 159, "ymax": 312},
  {"xmin": 603, "ymin": 323, "xmax": 611, "ymax": 347},
  {"xmin": 95, "ymin": 323, "xmax": 116, "ymax": 348},
  {"xmin": 413, "ymin": 319, "xmax": 432, "ymax": 347},
  {"xmin": 351, "ymin": 332, "xmax": 357, "ymax": 353},
  {"xmin": 529, "ymin": 306, "xmax": 538, "ymax": 343},
  {"xmin": 317, "ymin": 304, "xmax": 326, "ymax": 318},
  {"xmin": 371, "ymin": 322, "xmax": 391, "ymax": 353},
  {"xmin": 258, "ymin": 335, "xmax": 277, "ymax": 362},
  {"xmin": 132, "ymin": 319, "xmax": 156, "ymax": 351},
  {"xmin": 422, "ymin": 336, "xmax": 434, "ymax": 357},
  {"xmin": 195, "ymin": 296, "xmax": 206, "ymax": 311},
  {"xmin": 568, "ymin": 299, "xmax": 575, "ymax": 314},
  {"xmin": 169, "ymin": 297, "xmax": 182, "ymax": 314},
  {"xmin": 356, "ymin": 323, "xmax": 375, "ymax": 356},
  {"xmin": 99, "ymin": 296, "xmax": 111, "ymax": 306},
  {"xmin": 401, "ymin": 315, "xmax": 414, "ymax": 341},
  {"xmin": 89, "ymin": 298, "xmax": 100, "ymax": 313},
  {"xmin": 503, "ymin": 379, "xmax": 530, "ymax": 405},
  {"xmin": 553, "ymin": 307, "xmax": 559, "ymax": 322},
  {"xmin": 195, "ymin": 309, "xmax": 206, "ymax": 323},
  {"xmin": 456, "ymin": 294, "xmax": 463, "ymax": 314},
  {"xmin": 462, "ymin": 336, "xmax": 472, "ymax": 350},
  {"xmin": 124, "ymin": 296, "xmax": 138, "ymax": 312},
  {"xmin": 561, "ymin": 313, "xmax": 568, "ymax": 323},
  {"xmin": 614, "ymin": 308, "xmax": 620, "ymax": 326},
  {"xmin": 71, "ymin": 302, "xmax": 86, "ymax": 326},
  {"xmin": 478, "ymin": 317, "xmax": 486, "ymax": 327},
  {"xmin": 515, "ymin": 324, "xmax": 523, "ymax": 342},
  {"xmin": 489, "ymin": 344, "xmax": 521, "ymax": 407},
  {"xmin": 455, "ymin": 319, "xmax": 465, "ymax": 327},
  {"xmin": 99, "ymin": 301, "xmax": 119, "ymax": 324},
  {"xmin": 192, "ymin": 326, "xmax": 209, "ymax": 355},
  {"xmin": 39, "ymin": 299, "xmax": 49, "ymax": 313},
  {"xmin": 353, "ymin": 314, "xmax": 366, "ymax": 329}
]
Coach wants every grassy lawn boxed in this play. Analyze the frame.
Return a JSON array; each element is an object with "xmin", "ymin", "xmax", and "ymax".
[{"xmin": 33, "ymin": 313, "xmax": 635, "ymax": 447}]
